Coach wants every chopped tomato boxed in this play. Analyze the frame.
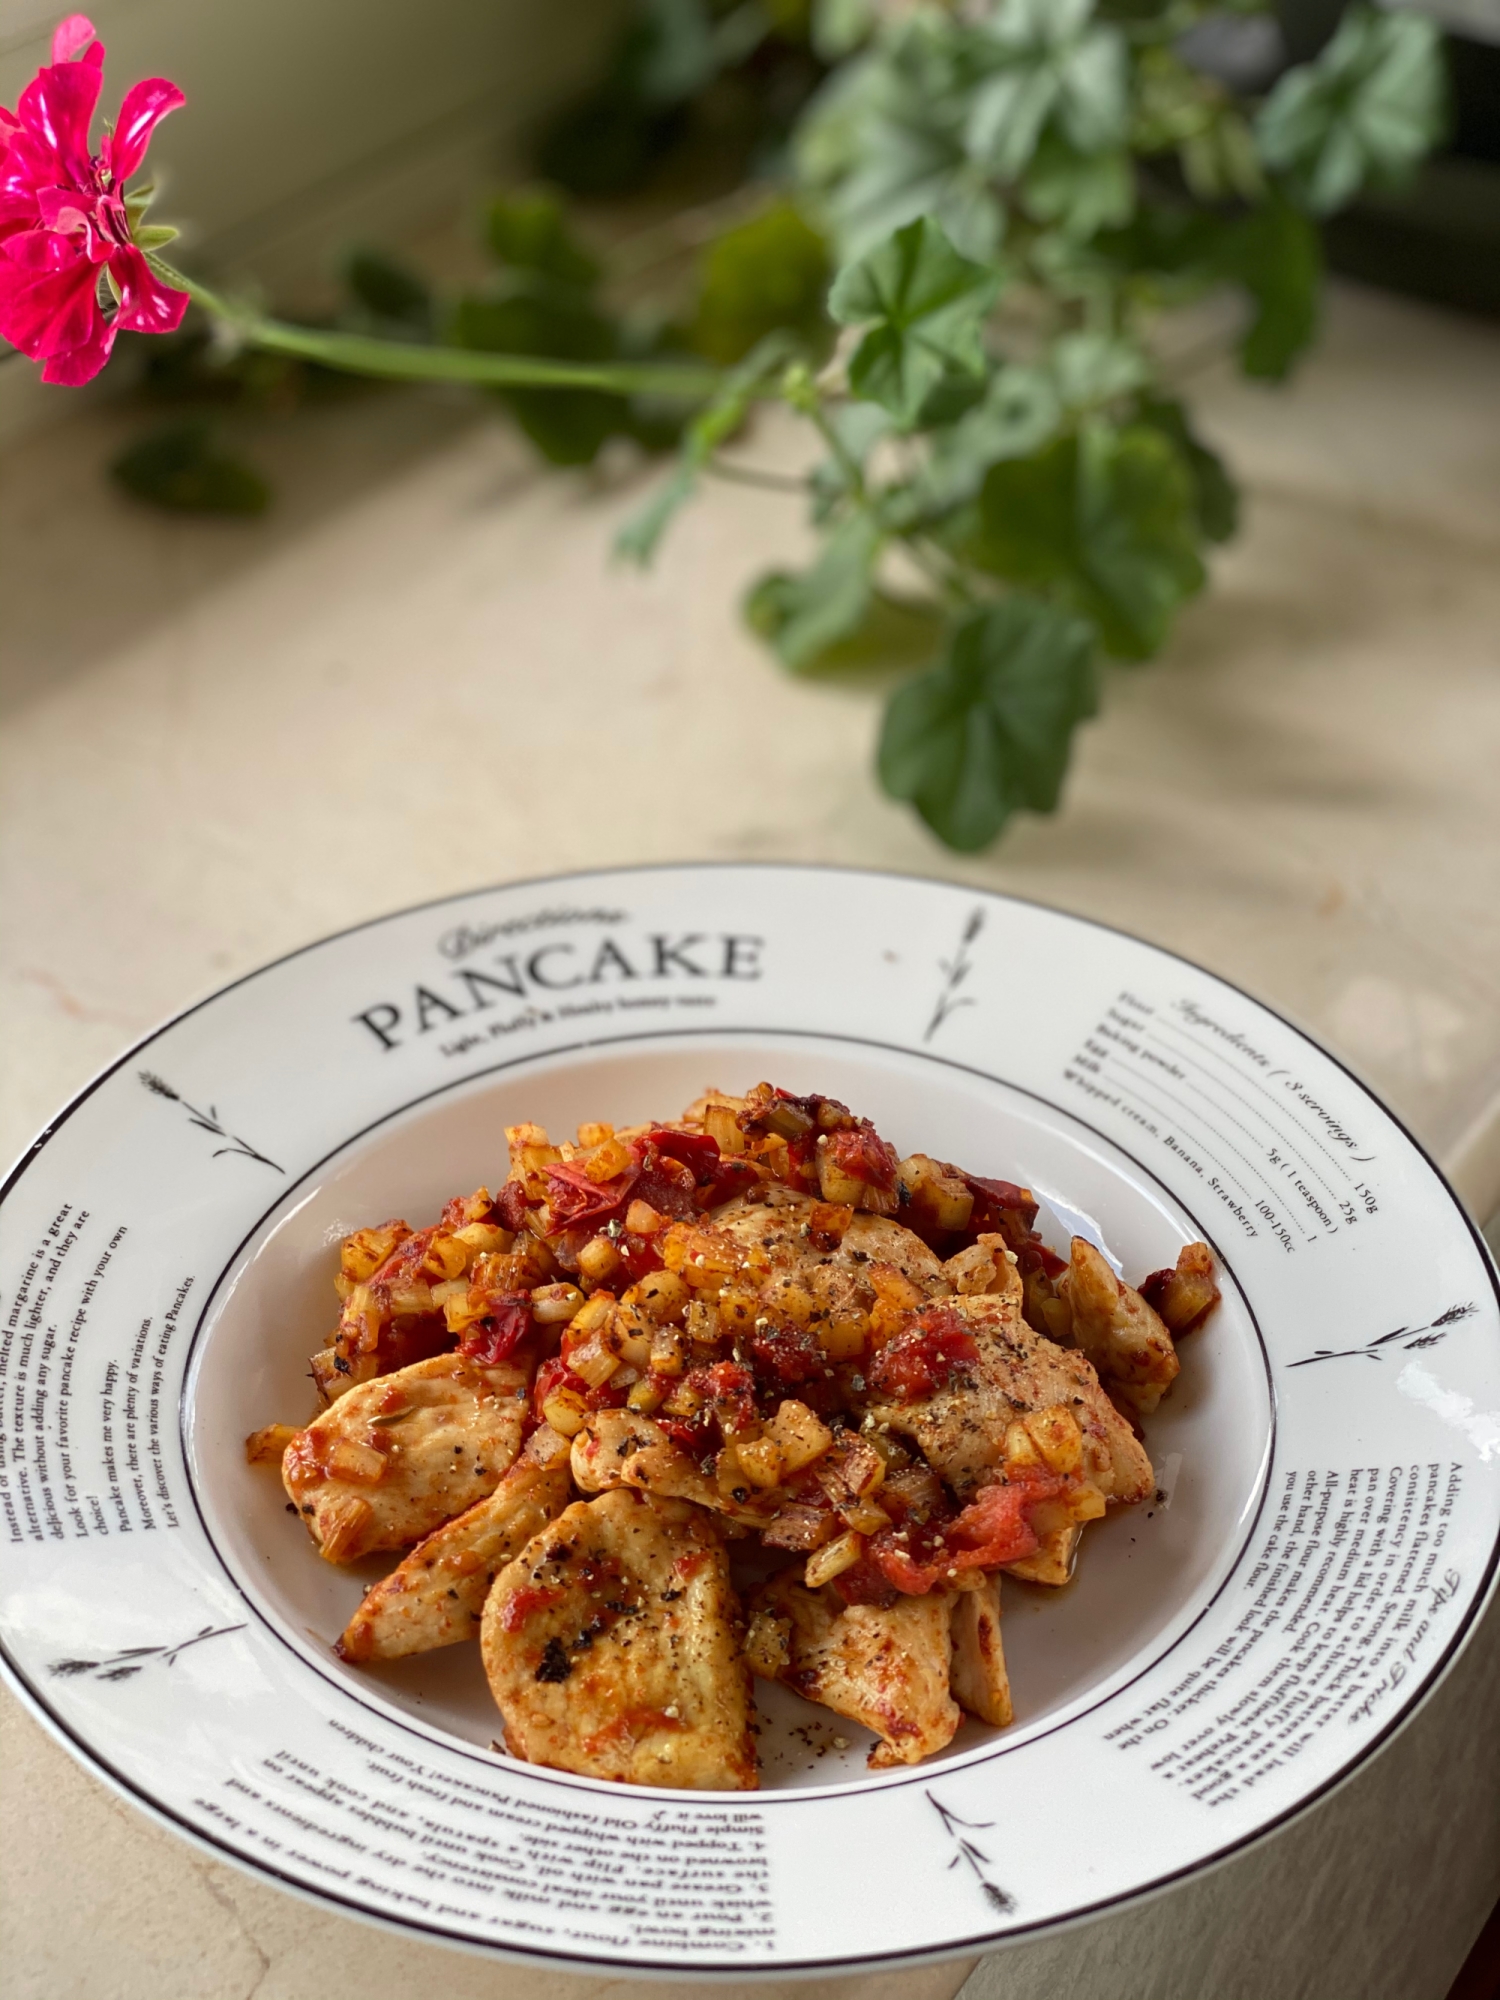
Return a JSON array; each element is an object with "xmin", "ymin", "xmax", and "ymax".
[
  {"xmin": 824, "ymin": 1126, "xmax": 899, "ymax": 1193},
  {"xmin": 867, "ymin": 1306, "xmax": 979, "ymax": 1400},
  {"xmin": 616, "ymin": 1229, "xmax": 667, "ymax": 1281},
  {"xmin": 657, "ymin": 1415, "xmax": 713, "ymax": 1460},
  {"xmin": 643, "ymin": 1128, "xmax": 720, "ymax": 1176},
  {"xmin": 869, "ymin": 1474, "xmax": 1063, "ymax": 1592},
  {"xmin": 831, "ymin": 1555, "xmax": 899, "ymax": 1609},
  {"xmin": 533, "ymin": 1352, "xmax": 628, "ymax": 1421},
  {"xmin": 747, "ymin": 1317, "xmax": 825, "ymax": 1391},
  {"xmin": 544, "ymin": 1160, "xmax": 639, "ymax": 1233},
  {"xmin": 964, "ymin": 1173, "xmax": 1040, "ymax": 1233},
  {"xmin": 691, "ymin": 1359, "xmax": 757, "ymax": 1437},
  {"xmin": 459, "ymin": 1294, "xmax": 534, "ymax": 1367},
  {"xmin": 695, "ymin": 1155, "xmax": 761, "ymax": 1208},
  {"xmin": 494, "ymin": 1181, "xmax": 537, "ymax": 1233}
]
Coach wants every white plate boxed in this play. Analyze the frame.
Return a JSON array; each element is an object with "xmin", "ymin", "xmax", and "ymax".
[{"xmin": 2, "ymin": 865, "xmax": 1496, "ymax": 1976}]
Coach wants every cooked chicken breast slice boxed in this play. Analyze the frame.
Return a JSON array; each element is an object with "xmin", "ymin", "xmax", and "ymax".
[
  {"xmin": 570, "ymin": 1409, "xmax": 774, "ymax": 1525},
  {"xmin": 1064, "ymin": 1236, "xmax": 1180, "ymax": 1417},
  {"xmin": 713, "ymin": 1193, "xmax": 946, "ymax": 1291},
  {"xmin": 337, "ymin": 1428, "xmax": 573, "ymax": 1662},
  {"xmin": 949, "ymin": 1575, "xmax": 1012, "ymax": 1726},
  {"xmin": 748, "ymin": 1572, "xmax": 961, "ymax": 1768},
  {"xmin": 864, "ymin": 1291, "xmax": 1153, "ymax": 1505},
  {"xmin": 282, "ymin": 1351, "xmax": 530, "ymax": 1563},
  {"xmin": 482, "ymin": 1489, "xmax": 757, "ymax": 1791}
]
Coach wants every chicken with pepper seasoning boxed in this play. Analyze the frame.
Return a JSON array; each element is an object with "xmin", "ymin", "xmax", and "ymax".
[{"xmin": 249, "ymin": 1081, "xmax": 1218, "ymax": 1784}]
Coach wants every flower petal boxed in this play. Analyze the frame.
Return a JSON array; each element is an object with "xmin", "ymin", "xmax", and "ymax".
[
  {"xmin": 0, "ymin": 241, "xmax": 99, "ymax": 357},
  {"xmin": 41, "ymin": 307, "xmax": 115, "ymax": 382},
  {"xmin": 2, "ymin": 224, "xmax": 75, "ymax": 270},
  {"xmin": 109, "ymin": 240, "xmax": 186, "ymax": 335},
  {"xmin": 105, "ymin": 77, "xmax": 184, "ymax": 181},
  {"xmin": 17, "ymin": 47, "xmax": 102, "ymax": 185},
  {"xmin": 50, "ymin": 15, "xmax": 99, "ymax": 64}
]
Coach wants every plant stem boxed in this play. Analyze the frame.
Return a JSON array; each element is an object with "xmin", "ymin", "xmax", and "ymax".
[
  {"xmin": 703, "ymin": 458, "xmax": 811, "ymax": 494},
  {"xmin": 905, "ymin": 537, "xmax": 978, "ymax": 610},
  {"xmin": 152, "ymin": 261, "xmax": 732, "ymax": 403}
]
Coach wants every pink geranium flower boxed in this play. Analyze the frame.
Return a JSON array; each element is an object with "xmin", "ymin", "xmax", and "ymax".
[{"xmin": 0, "ymin": 14, "xmax": 187, "ymax": 384}]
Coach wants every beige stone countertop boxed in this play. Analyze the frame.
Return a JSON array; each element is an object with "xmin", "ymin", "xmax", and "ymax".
[{"xmin": 2, "ymin": 281, "xmax": 1499, "ymax": 1999}]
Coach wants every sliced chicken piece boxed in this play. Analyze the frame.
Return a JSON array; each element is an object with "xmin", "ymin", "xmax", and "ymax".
[
  {"xmin": 1064, "ymin": 1236, "xmax": 1180, "ymax": 1417},
  {"xmin": 1002, "ymin": 1523, "xmax": 1081, "ymax": 1587},
  {"xmin": 840, "ymin": 1211, "xmax": 948, "ymax": 1290},
  {"xmin": 337, "ymin": 1428, "xmax": 573, "ymax": 1661},
  {"xmin": 570, "ymin": 1409, "xmax": 774, "ymax": 1526},
  {"xmin": 713, "ymin": 1192, "xmax": 946, "ymax": 1292},
  {"xmin": 748, "ymin": 1572, "xmax": 961, "ymax": 1768},
  {"xmin": 864, "ymin": 1290, "xmax": 1153, "ymax": 1505},
  {"xmin": 941, "ymin": 1233, "xmax": 1022, "ymax": 1297},
  {"xmin": 949, "ymin": 1574, "xmax": 1012, "ymax": 1726},
  {"xmin": 282, "ymin": 1351, "xmax": 531, "ymax": 1563},
  {"xmin": 482, "ymin": 1489, "xmax": 756, "ymax": 1790}
]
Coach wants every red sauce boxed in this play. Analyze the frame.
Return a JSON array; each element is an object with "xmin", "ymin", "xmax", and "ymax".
[
  {"xmin": 582, "ymin": 1706, "xmax": 684, "ymax": 1754},
  {"xmin": 831, "ymin": 1554, "xmax": 900, "ymax": 1608},
  {"xmin": 499, "ymin": 1584, "xmax": 565, "ymax": 1631}
]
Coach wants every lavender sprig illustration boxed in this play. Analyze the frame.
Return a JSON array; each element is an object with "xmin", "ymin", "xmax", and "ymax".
[
  {"xmin": 139, "ymin": 1072, "xmax": 283, "ymax": 1173},
  {"xmin": 49, "ymin": 1622, "xmax": 245, "ymax": 1682},
  {"xmin": 927, "ymin": 1792, "xmax": 1016, "ymax": 1915},
  {"xmin": 924, "ymin": 907, "xmax": 985, "ymax": 1044},
  {"xmin": 1289, "ymin": 1302, "xmax": 1477, "ymax": 1369}
]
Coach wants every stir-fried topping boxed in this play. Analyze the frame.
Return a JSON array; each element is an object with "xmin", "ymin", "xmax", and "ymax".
[{"xmin": 250, "ymin": 1081, "xmax": 1220, "ymax": 1783}]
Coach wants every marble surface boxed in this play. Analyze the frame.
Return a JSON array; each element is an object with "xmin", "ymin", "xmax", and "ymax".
[{"xmin": 2, "ymin": 280, "xmax": 1499, "ymax": 1997}]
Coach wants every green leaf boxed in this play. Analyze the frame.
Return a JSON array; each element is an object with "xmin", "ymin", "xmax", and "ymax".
[
  {"xmin": 690, "ymin": 202, "xmax": 832, "ymax": 365},
  {"xmin": 132, "ymin": 223, "xmax": 179, "ymax": 252},
  {"xmin": 616, "ymin": 332, "xmax": 799, "ymax": 566},
  {"xmin": 342, "ymin": 247, "xmax": 432, "ymax": 335},
  {"xmin": 111, "ymin": 422, "xmax": 271, "ymax": 516},
  {"xmin": 878, "ymin": 597, "xmax": 1097, "ymax": 849},
  {"xmin": 1048, "ymin": 329, "xmax": 1147, "ymax": 412},
  {"xmin": 902, "ymin": 362, "xmax": 1060, "ymax": 518},
  {"xmin": 966, "ymin": 0, "xmax": 1128, "ymax": 179},
  {"xmin": 1256, "ymin": 7, "xmax": 1445, "ymax": 216},
  {"xmin": 1021, "ymin": 130, "xmax": 1135, "ymax": 237},
  {"xmin": 448, "ymin": 291, "xmax": 622, "ymax": 465},
  {"xmin": 795, "ymin": 20, "xmax": 1006, "ymax": 261},
  {"xmin": 830, "ymin": 217, "xmax": 1003, "ymax": 427},
  {"xmin": 1133, "ymin": 394, "xmax": 1238, "ymax": 544},
  {"xmin": 1216, "ymin": 198, "xmax": 1322, "ymax": 381},
  {"xmin": 744, "ymin": 510, "xmax": 885, "ymax": 672},
  {"xmin": 962, "ymin": 423, "xmax": 1205, "ymax": 659},
  {"xmin": 485, "ymin": 190, "xmax": 600, "ymax": 290}
]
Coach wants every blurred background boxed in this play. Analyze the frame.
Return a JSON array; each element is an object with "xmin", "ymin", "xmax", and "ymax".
[{"xmin": 1, "ymin": 3, "xmax": 1499, "ymax": 1996}]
